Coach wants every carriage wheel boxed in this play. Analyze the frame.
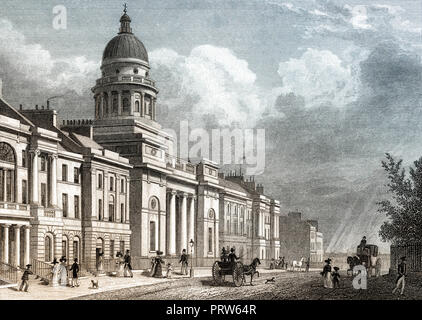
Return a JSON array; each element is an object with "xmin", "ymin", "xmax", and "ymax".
[
  {"xmin": 212, "ymin": 261, "xmax": 224, "ymax": 285},
  {"xmin": 232, "ymin": 262, "xmax": 244, "ymax": 287}
]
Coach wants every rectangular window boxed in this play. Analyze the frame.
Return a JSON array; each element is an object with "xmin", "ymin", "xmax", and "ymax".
[
  {"xmin": 22, "ymin": 150, "xmax": 27, "ymax": 168},
  {"xmin": 149, "ymin": 221, "xmax": 156, "ymax": 252},
  {"xmin": 110, "ymin": 176, "xmax": 114, "ymax": 191},
  {"xmin": 6, "ymin": 170, "xmax": 12, "ymax": 202},
  {"xmin": 74, "ymin": 168, "xmax": 79, "ymax": 184},
  {"xmin": 208, "ymin": 227, "xmax": 213, "ymax": 253},
  {"xmin": 98, "ymin": 173, "xmax": 103, "ymax": 189},
  {"xmin": 110, "ymin": 240, "xmax": 115, "ymax": 258},
  {"xmin": 120, "ymin": 179, "xmax": 125, "ymax": 193},
  {"xmin": 62, "ymin": 164, "xmax": 68, "ymax": 181},
  {"xmin": 74, "ymin": 195, "xmax": 80, "ymax": 219},
  {"xmin": 62, "ymin": 193, "xmax": 68, "ymax": 217},
  {"xmin": 120, "ymin": 240, "xmax": 125, "ymax": 254},
  {"xmin": 40, "ymin": 156, "xmax": 46, "ymax": 172},
  {"xmin": 73, "ymin": 241, "xmax": 79, "ymax": 262},
  {"xmin": 41, "ymin": 183, "xmax": 47, "ymax": 207},
  {"xmin": 98, "ymin": 199, "xmax": 103, "ymax": 220},
  {"xmin": 121, "ymin": 203, "xmax": 125, "ymax": 222},
  {"xmin": 22, "ymin": 180, "xmax": 27, "ymax": 204}
]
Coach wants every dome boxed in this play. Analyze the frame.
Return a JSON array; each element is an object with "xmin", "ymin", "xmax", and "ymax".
[{"xmin": 102, "ymin": 34, "xmax": 149, "ymax": 63}]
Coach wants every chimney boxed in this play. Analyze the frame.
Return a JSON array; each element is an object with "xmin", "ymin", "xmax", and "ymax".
[
  {"xmin": 218, "ymin": 172, "xmax": 225, "ymax": 179},
  {"xmin": 35, "ymin": 104, "xmax": 38, "ymax": 110},
  {"xmin": 47, "ymin": 100, "xmax": 50, "ymax": 110},
  {"xmin": 256, "ymin": 183, "xmax": 264, "ymax": 194},
  {"xmin": 19, "ymin": 104, "xmax": 23, "ymax": 110}
]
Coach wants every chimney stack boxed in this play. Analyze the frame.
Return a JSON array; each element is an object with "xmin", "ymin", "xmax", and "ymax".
[
  {"xmin": 35, "ymin": 104, "xmax": 38, "ymax": 110},
  {"xmin": 47, "ymin": 100, "xmax": 50, "ymax": 109},
  {"xmin": 19, "ymin": 104, "xmax": 23, "ymax": 110}
]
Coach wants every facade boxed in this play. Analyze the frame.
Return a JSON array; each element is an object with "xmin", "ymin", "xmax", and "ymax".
[
  {"xmin": 279, "ymin": 212, "xmax": 324, "ymax": 264},
  {"xmin": 0, "ymin": 97, "xmax": 131, "ymax": 270},
  {"xmin": 0, "ymin": 9, "xmax": 322, "ymax": 270}
]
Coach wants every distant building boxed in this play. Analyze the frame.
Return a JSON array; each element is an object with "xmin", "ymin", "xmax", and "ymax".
[{"xmin": 279, "ymin": 212, "xmax": 324, "ymax": 264}]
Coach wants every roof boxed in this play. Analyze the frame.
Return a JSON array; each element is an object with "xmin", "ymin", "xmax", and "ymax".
[
  {"xmin": 103, "ymin": 33, "xmax": 148, "ymax": 63},
  {"xmin": 69, "ymin": 132, "xmax": 104, "ymax": 151},
  {"xmin": 218, "ymin": 178, "xmax": 250, "ymax": 195}
]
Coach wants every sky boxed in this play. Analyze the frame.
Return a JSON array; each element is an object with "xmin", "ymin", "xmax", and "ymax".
[{"xmin": 0, "ymin": 0, "xmax": 421, "ymax": 253}]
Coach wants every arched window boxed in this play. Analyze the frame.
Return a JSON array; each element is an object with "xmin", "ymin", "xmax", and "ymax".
[
  {"xmin": 122, "ymin": 97, "xmax": 130, "ymax": 113},
  {"xmin": 112, "ymin": 93, "xmax": 118, "ymax": 114},
  {"xmin": 103, "ymin": 93, "xmax": 109, "ymax": 115},
  {"xmin": 135, "ymin": 100, "xmax": 140, "ymax": 112},
  {"xmin": 149, "ymin": 220, "xmax": 156, "ymax": 252},
  {"xmin": 109, "ymin": 195, "xmax": 115, "ymax": 222},
  {"xmin": 73, "ymin": 236, "xmax": 81, "ymax": 262},
  {"xmin": 0, "ymin": 142, "xmax": 16, "ymax": 203},
  {"xmin": 62, "ymin": 235, "xmax": 69, "ymax": 258},
  {"xmin": 44, "ymin": 234, "xmax": 53, "ymax": 262}
]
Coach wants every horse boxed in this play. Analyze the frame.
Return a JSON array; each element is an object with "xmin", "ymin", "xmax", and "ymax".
[
  {"xmin": 242, "ymin": 258, "xmax": 261, "ymax": 285},
  {"xmin": 346, "ymin": 255, "xmax": 361, "ymax": 276},
  {"xmin": 292, "ymin": 257, "xmax": 305, "ymax": 272}
]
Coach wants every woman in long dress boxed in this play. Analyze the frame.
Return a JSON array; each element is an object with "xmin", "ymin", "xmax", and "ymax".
[
  {"xmin": 97, "ymin": 251, "xmax": 104, "ymax": 273},
  {"xmin": 116, "ymin": 252, "xmax": 125, "ymax": 277},
  {"xmin": 321, "ymin": 258, "xmax": 333, "ymax": 288},
  {"xmin": 152, "ymin": 251, "xmax": 164, "ymax": 278},
  {"xmin": 51, "ymin": 258, "xmax": 60, "ymax": 287},
  {"xmin": 58, "ymin": 256, "xmax": 68, "ymax": 287}
]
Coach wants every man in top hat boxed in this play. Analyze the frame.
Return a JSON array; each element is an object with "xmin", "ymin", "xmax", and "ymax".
[
  {"xmin": 221, "ymin": 247, "xmax": 228, "ymax": 263},
  {"xmin": 19, "ymin": 264, "xmax": 33, "ymax": 292},
  {"xmin": 392, "ymin": 256, "xmax": 407, "ymax": 295},
  {"xmin": 69, "ymin": 258, "xmax": 80, "ymax": 287},
  {"xmin": 332, "ymin": 266, "xmax": 341, "ymax": 288},
  {"xmin": 124, "ymin": 249, "xmax": 133, "ymax": 278},
  {"xmin": 180, "ymin": 249, "xmax": 189, "ymax": 275},
  {"xmin": 228, "ymin": 247, "xmax": 239, "ymax": 264},
  {"xmin": 321, "ymin": 258, "xmax": 333, "ymax": 288}
]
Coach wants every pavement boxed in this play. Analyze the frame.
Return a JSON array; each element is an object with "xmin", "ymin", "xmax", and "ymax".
[{"xmin": 0, "ymin": 267, "xmax": 292, "ymax": 300}]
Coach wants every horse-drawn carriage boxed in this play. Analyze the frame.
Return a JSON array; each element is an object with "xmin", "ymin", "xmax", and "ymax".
[
  {"xmin": 212, "ymin": 258, "xmax": 261, "ymax": 287},
  {"xmin": 347, "ymin": 244, "xmax": 379, "ymax": 276}
]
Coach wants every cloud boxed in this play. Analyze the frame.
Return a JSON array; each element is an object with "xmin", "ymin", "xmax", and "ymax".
[
  {"xmin": 150, "ymin": 45, "xmax": 267, "ymax": 128},
  {"xmin": 0, "ymin": 19, "xmax": 98, "ymax": 96},
  {"xmin": 277, "ymin": 48, "xmax": 360, "ymax": 108}
]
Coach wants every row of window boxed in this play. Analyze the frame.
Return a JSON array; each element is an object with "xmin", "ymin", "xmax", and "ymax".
[
  {"xmin": 61, "ymin": 164, "xmax": 80, "ymax": 184},
  {"xmin": 61, "ymin": 193, "xmax": 80, "ymax": 219},
  {"xmin": 98, "ymin": 197, "xmax": 126, "ymax": 222},
  {"xmin": 97, "ymin": 172, "xmax": 126, "ymax": 193}
]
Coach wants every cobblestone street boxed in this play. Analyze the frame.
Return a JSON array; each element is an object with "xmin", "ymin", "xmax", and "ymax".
[{"xmin": 74, "ymin": 271, "xmax": 422, "ymax": 300}]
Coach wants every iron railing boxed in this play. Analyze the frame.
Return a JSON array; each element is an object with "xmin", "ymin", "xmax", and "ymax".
[
  {"xmin": 31, "ymin": 258, "xmax": 52, "ymax": 279},
  {"xmin": 0, "ymin": 261, "xmax": 19, "ymax": 284},
  {"xmin": 390, "ymin": 243, "xmax": 422, "ymax": 272}
]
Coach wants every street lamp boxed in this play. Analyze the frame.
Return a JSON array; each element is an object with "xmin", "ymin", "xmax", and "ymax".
[{"xmin": 189, "ymin": 239, "xmax": 194, "ymax": 278}]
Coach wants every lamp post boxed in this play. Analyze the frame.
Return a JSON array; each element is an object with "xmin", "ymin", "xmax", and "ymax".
[{"xmin": 189, "ymin": 239, "xmax": 194, "ymax": 278}]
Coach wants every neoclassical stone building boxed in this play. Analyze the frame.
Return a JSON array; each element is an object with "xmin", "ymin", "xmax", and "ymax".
[
  {"xmin": 0, "ymin": 9, "xmax": 323, "ymax": 271},
  {"xmin": 0, "ymin": 96, "xmax": 131, "ymax": 271}
]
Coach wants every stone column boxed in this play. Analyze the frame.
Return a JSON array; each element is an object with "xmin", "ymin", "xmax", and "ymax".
[
  {"xmin": 152, "ymin": 97, "xmax": 156, "ymax": 120},
  {"xmin": 108, "ymin": 91, "xmax": 113, "ymax": 115},
  {"xmin": 31, "ymin": 149, "xmax": 39, "ymax": 204},
  {"xmin": 49, "ymin": 154, "xmax": 57, "ymax": 206},
  {"xmin": 117, "ymin": 91, "xmax": 122, "ymax": 115},
  {"xmin": 13, "ymin": 225, "xmax": 20, "ymax": 267},
  {"xmin": 2, "ymin": 224, "xmax": 10, "ymax": 264},
  {"xmin": 130, "ymin": 91, "xmax": 135, "ymax": 116},
  {"xmin": 2, "ymin": 169, "xmax": 7, "ymax": 201},
  {"xmin": 168, "ymin": 190, "xmax": 176, "ymax": 255},
  {"xmin": 125, "ymin": 178, "xmax": 130, "ymax": 223},
  {"xmin": 180, "ymin": 193, "xmax": 187, "ymax": 252},
  {"xmin": 188, "ymin": 196, "xmax": 195, "ymax": 245},
  {"xmin": 24, "ymin": 226, "xmax": 30, "ymax": 266},
  {"xmin": 140, "ymin": 93, "xmax": 145, "ymax": 117}
]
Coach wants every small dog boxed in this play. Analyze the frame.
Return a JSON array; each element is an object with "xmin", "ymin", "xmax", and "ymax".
[
  {"xmin": 265, "ymin": 277, "xmax": 276, "ymax": 284},
  {"xmin": 90, "ymin": 279, "xmax": 99, "ymax": 289}
]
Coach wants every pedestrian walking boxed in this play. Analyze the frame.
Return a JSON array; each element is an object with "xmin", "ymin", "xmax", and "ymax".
[
  {"xmin": 321, "ymin": 258, "xmax": 333, "ymax": 288},
  {"xmin": 305, "ymin": 257, "xmax": 310, "ymax": 272},
  {"xmin": 69, "ymin": 258, "xmax": 80, "ymax": 287},
  {"xmin": 332, "ymin": 266, "xmax": 340, "ymax": 288},
  {"xmin": 375, "ymin": 257, "xmax": 382, "ymax": 277},
  {"xmin": 124, "ymin": 249, "xmax": 133, "ymax": 277},
  {"xmin": 151, "ymin": 250, "xmax": 164, "ymax": 278},
  {"xmin": 51, "ymin": 258, "xmax": 60, "ymax": 287},
  {"xmin": 58, "ymin": 256, "xmax": 68, "ymax": 287},
  {"xmin": 19, "ymin": 264, "xmax": 33, "ymax": 292},
  {"xmin": 180, "ymin": 249, "xmax": 188, "ymax": 275},
  {"xmin": 116, "ymin": 252, "xmax": 125, "ymax": 277},
  {"xmin": 392, "ymin": 256, "xmax": 407, "ymax": 296}
]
